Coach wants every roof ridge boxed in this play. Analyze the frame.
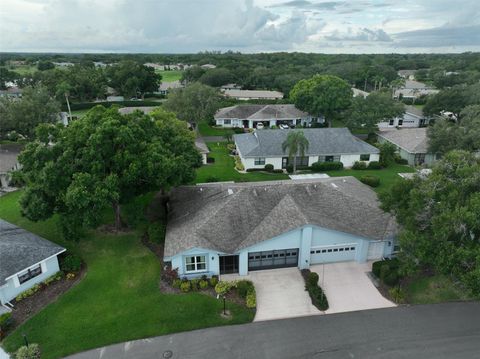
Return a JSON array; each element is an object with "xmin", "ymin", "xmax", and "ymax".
[{"xmin": 246, "ymin": 104, "xmax": 268, "ymax": 120}]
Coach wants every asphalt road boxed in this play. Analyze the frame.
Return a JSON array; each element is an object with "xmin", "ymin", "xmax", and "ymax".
[{"xmin": 67, "ymin": 302, "xmax": 480, "ymax": 359}]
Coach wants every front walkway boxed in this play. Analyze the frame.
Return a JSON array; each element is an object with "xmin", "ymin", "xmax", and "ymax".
[
  {"xmin": 222, "ymin": 267, "xmax": 320, "ymax": 321},
  {"xmin": 310, "ymin": 261, "xmax": 396, "ymax": 314}
]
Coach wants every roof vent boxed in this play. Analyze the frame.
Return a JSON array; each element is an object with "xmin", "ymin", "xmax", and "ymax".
[
  {"xmin": 331, "ymin": 183, "xmax": 338, "ymax": 189},
  {"xmin": 227, "ymin": 188, "xmax": 234, "ymax": 195}
]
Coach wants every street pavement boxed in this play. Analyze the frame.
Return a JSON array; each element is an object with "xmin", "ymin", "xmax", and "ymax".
[{"xmin": 66, "ymin": 302, "xmax": 480, "ymax": 359}]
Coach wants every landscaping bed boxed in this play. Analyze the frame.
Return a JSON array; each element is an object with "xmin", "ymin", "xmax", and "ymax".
[{"xmin": 301, "ymin": 269, "xmax": 329, "ymax": 311}]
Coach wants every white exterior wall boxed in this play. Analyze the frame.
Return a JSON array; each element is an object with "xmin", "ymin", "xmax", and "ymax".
[
  {"xmin": 378, "ymin": 113, "xmax": 423, "ymax": 129},
  {"xmin": 242, "ymin": 157, "xmax": 283, "ymax": 170},
  {"xmin": 339, "ymin": 153, "xmax": 380, "ymax": 167},
  {"xmin": 167, "ymin": 247, "xmax": 220, "ymax": 278},
  {"xmin": 0, "ymin": 255, "xmax": 62, "ymax": 304}
]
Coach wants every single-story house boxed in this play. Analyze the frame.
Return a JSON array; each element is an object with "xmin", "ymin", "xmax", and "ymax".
[
  {"xmin": 0, "ymin": 87, "xmax": 23, "ymax": 99},
  {"xmin": 377, "ymin": 128, "xmax": 439, "ymax": 166},
  {"xmin": 106, "ymin": 95, "xmax": 125, "ymax": 102},
  {"xmin": 200, "ymin": 64, "xmax": 216, "ymax": 69},
  {"xmin": 393, "ymin": 80, "xmax": 439, "ymax": 100},
  {"xmin": 118, "ymin": 106, "xmax": 159, "ymax": 115},
  {"xmin": 0, "ymin": 220, "xmax": 66, "ymax": 306},
  {"xmin": 378, "ymin": 105, "xmax": 429, "ymax": 129},
  {"xmin": 352, "ymin": 88, "xmax": 369, "ymax": 97},
  {"xmin": 398, "ymin": 70, "xmax": 417, "ymax": 80},
  {"xmin": 220, "ymin": 83, "xmax": 242, "ymax": 91},
  {"xmin": 195, "ymin": 137, "xmax": 209, "ymax": 165},
  {"xmin": 157, "ymin": 80, "xmax": 184, "ymax": 95},
  {"xmin": 164, "ymin": 177, "xmax": 397, "ymax": 277},
  {"xmin": 222, "ymin": 89, "xmax": 284, "ymax": 101},
  {"xmin": 234, "ymin": 128, "xmax": 380, "ymax": 170},
  {"xmin": 0, "ymin": 144, "xmax": 22, "ymax": 189},
  {"xmin": 214, "ymin": 104, "xmax": 318, "ymax": 129}
]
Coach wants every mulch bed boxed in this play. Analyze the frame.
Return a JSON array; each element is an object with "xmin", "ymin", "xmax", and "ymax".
[{"xmin": 6, "ymin": 266, "xmax": 86, "ymax": 334}]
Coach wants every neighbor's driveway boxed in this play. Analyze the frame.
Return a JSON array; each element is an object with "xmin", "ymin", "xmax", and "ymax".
[
  {"xmin": 310, "ymin": 261, "xmax": 396, "ymax": 314},
  {"xmin": 222, "ymin": 267, "xmax": 320, "ymax": 321}
]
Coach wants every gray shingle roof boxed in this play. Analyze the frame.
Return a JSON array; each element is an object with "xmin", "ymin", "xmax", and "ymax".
[
  {"xmin": 404, "ymin": 105, "xmax": 424, "ymax": 118},
  {"xmin": 223, "ymin": 89, "xmax": 283, "ymax": 99},
  {"xmin": 0, "ymin": 219, "xmax": 65, "ymax": 283},
  {"xmin": 234, "ymin": 128, "xmax": 379, "ymax": 157},
  {"xmin": 164, "ymin": 177, "xmax": 397, "ymax": 257},
  {"xmin": 215, "ymin": 104, "xmax": 307, "ymax": 120},
  {"xmin": 377, "ymin": 128, "xmax": 429, "ymax": 153}
]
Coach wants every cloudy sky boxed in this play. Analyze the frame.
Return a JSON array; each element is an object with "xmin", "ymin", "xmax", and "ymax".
[{"xmin": 1, "ymin": 0, "xmax": 479, "ymax": 53}]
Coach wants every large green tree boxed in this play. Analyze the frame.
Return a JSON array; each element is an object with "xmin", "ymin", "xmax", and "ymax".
[
  {"xmin": 18, "ymin": 106, "xmax": 201, "ymax": 237},
  {"xmin": 106, "ymin": 61, "xmax": 160, "ymax": 98},
  {"xmin": 281, "ymin": 130, "xmax": 309, "ymax": 174},
  {"xmin": 345, "ymin": 92, "xmax": 405, "ymax": 134},
  {"xmin": 427, "ymin": 105, "xmax": 480, "ymax": 154},
  {"xmin": 379, "ymin": 151, "xmax": 480, "ymax": 295},
  {"xmin": 164, "ymin": 82, "xmax": 222, "ymax": 125},
  {"xmin": 0, "ymin": 85, "xmax": 60, "ymax": 139},
  {"xmin": 290, "ymin": 74, "xmax": 353, "ymax": 127}
]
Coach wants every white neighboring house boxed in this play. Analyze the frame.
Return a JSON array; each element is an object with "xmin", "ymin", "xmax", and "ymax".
[
  {"xmin": 0, "ymin": 144, "xmax": 22, "ymax": 190},
  {"xmin": 378, "ymin": 105, "xmax": 429, "ymax": 128},
  {"xmin": 377, "ymin": 128, "xmax": 439, "ymax": 166},
  {"xmin": 195, "ymin": 137, "xmax": 209, "ymax": 165},
  {"xmin": 106, "ymin": 95, "xmax": 125, "ymax": 102},
  {"xmin": 215, "ymin": 104, "xmax": 319, "ymax": 129},
  {"xmin": 352, "ymin": 88, "xmax": 369, "ymax": 97},
  {"xmin": 393, "ymin": 80, "xmax": 439, "ymax": 100},
  {"xmin": 397, "ymin": 70, "xmax": 417, "ymax": 80},
  {"xmin": 222, "ymin": 89, "xmax": 284, "ymax": 101},
  {"xmin": 157, "ymin": 80, "xmax": 184, "ymax": 96},
  {"xmin": 200, "ymin": 64, "xmax": 216, "ymax": 69},
  {"xmin": 0, "ymin": 220, "xmax": 66, "ymax": 307},
  {"xmin": 234, "ymin": 128, "xmax": 380, "ymax": 170}
]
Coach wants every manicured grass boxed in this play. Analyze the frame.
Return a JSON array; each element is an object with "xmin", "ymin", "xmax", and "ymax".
[
  {"xmin": 0, "ymin": 191, "xmax": 254, "ymax": 358},
  {"xmin": 404, "ymin": 274, "xmax": 472, "ymax": 304},
  {"xmin": 198, "ymin": 121, "xmax": 234, "ymax": 137},
  {"xmin": 3, "ymin": 65, "xmax": 37, "ymax": 76},
  {"xmin": 157, "ymin": 70, "xmax": 183, "ymax": 82},
  {"xmin": 195, "ymin": 142, "xmax": 289, "ymax": 183}
]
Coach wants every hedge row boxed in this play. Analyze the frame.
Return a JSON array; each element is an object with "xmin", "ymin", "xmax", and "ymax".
[
  {"xmin": 372, "ymin": 258, "xmax": 402, "ymax": 286},
  {"xmin": 301, "ymin": 269, "xmax": 329, "ymax": 311},
  {"xmin": 360, "ymin": 175, "xmax": 381, "ymax": 187},
  {"xmin": 311, "ymin": 161, "xmax": 343, "ymax": 172}
]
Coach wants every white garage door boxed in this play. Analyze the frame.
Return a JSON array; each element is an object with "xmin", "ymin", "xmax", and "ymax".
[
  {"xmin": 367, "ymin": 241, "xmax": 385, "ymax": 260},
  {"xmin": 310, "ymin": 244, "xmax": 357, "ymax": 264}
]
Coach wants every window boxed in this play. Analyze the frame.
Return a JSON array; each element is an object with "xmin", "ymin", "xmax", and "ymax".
[
  {"xmin": 345, "ymin": 248, "xmax": 350, "ymax": 251},
  {"xmin": 389, "ymin": 119, "xmax": 394, "ymax": 126},
  {"xmin": 414, "ymin": 153, "xmax": 426, "ymax": 165},
  {"xmin": 339, "ymin": 248, "xmax": 344, "ymax": 252},
  {"xmin": 325, "ymin": 155, "xmax": 334, "ymax": 162},
  {"xmin": 310, "ymin": 251, "xmax": 315, "ymax": 254},
  {"xmin": 333, "ymin": 248, "xmax": 338, "ymax": 252},
  {"xmin": 360, "ymin": 154, "xmax": 370, "ymax": 161},
  {"xmin": 223, "ymin": 119, "xmax": 231, "ymax": 125},
  {"xmin": 254, "ymin": 157, "xmax": 266, "ymax": 165},
  {"xmin": 282, "ymin": 156, "xmax": 309, "ymax": 168},
  {"xmin": 322, "ymin": 249, "xmax": 327, "ymax": 253},
  {"xmin": 398, "ymin": 119, "xmax": 403, "ymax": 126},
  {"xmin": 18, "ymin": 264, "xmax": 42, "ymax": 284},
  {"xmin": 185, "ymin": 255, "xmax": 207, "ymax": 273},
  {"xmin": 350, "ymin": 247, "xmax": 355, "ymax": 251}
]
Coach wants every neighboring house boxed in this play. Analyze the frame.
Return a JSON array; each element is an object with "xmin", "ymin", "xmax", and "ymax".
[
  {"xmin": 164, "ymin": 177, "xmax": 397, "ymax": 277},
  {"xmin": 220, "ymin": 83, "xmax": 242, "ymax": 91},
  {"xmin": 223, "ymin": 89, "xmax": 284, "ymax": 101},
  {"xmin": 93, "ymin": 61, "xmax": 108, "ymax": 68},
  {"xmin": 157, "ymin": 80, "xmax": 184, "ymax": 95},
  {"xmin": 378, "ymin": 105, "xmax": 429, "ymax": 128},
  {"xmin": 0, "ymin": 144, "xmax": 22, "ymax": 189},
  {"xmin": 352, "ymin": 88, "xmax": 369, "ymax": 97},
  {"xmin": 0, "ymin": 220, "xmax": 66, "ymax": 306},
  {"xmin": 214, "ymin": 104, "xmax": 317, "ymax": 129},
  {"xmin": 393, "ymin": 80, "xmax": 439, "ymax": 100},
  {"xmin": 0, "ymin": 87, "xmax": 23, "ymax": 99},
  {"xmin": 398, "ymin": 70, "xmax": 417, "ymax": 80},
  {"xmin": 377, "ymin": 128, "xmax": 439, "ymax": 166},
  {"xmin": 118, "ymin": 106, "xmax": 159, "ymax": 115},
  {"xmin": 106, "ymin": 95, "xmax": 125, "ymax": 102},
  {"xmin": 195, "ymin": 137, "xmax": 209, "ymax": 165},
  {"xmin": 234, "ymin": 128, "xmax": 380, "ymax": 170},
  {"xmin": 53, "ymin": 62, "xmax": 74, "ymax": 67},
  {"xmin": 200, "ymin": 64, "xmax": 216, "ymax": 69}
]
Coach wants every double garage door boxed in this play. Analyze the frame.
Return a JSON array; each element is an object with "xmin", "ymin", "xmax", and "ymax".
[
  {"xmin": 248, "ymin": 248, "xmax": 299, "ymax": 271},
  {"xmin": 310, "ymin": 244, "xmax": 357, "ymax": 264}
]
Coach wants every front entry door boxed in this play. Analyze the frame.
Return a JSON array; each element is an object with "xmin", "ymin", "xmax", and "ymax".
[{"xmin": 220, "ymin": 255, "xmax": 239, "ymax": 274}]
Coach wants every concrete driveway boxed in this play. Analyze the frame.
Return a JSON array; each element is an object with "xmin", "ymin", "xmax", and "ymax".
[
  {"xmin": 310, "ymin": 261, "xmax": 396, "ymax": 314},
  {"xmin": 222, "ymin": 267, "xmax": 320, "ymax": 322}
]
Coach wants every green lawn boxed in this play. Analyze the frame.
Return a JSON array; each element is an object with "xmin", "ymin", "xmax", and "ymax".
[
  {"xmin": 0, "ymin": 192, "xmax": 254, "ymax": 359},
  {"xmin": 70, "ymin": 109, "xmax": 90, "ymax": 118},
  {"xmin": 3, "ymin": 65, "xmax": 37, "ymax": 76},
  {"xmin": 404, "ymin": 274, "xmax": 473, "ymax": 304},
  {"xmin": 195, "ymin": 142, "xmax": 289, "ymax": 183},
  {"xmin": 198, "ymin": 121, "xmax": 233, "ymax": 137},
  {"xmin": 157, "ymin": 70, "xmax": 183, "ymax": 82}
]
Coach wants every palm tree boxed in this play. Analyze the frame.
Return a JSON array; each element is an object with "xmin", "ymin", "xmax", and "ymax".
[
  {"xmin": 282, "ymin": 130, "xmax": 309, "ymax": 174},
  {"xmin": 56, "ymin": 81, "xmax": 72, "ymax": 123}
]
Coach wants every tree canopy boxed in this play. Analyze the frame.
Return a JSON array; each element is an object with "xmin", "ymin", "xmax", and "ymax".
[
  {"xmin": 106, "ymin": 61, "xmax": 160, "ymax": 98},
  {"xmin": 290, "ymin": 74, "xmax": 352, "ymax": 126},
  {"xmin": 345, "ymin": 92, "xmax": 405, "ymax": 134},
  {"xmin": 18, "ymin": 106, "xmax": 201, "ymax": 238},
  {"xmin": 379, "ymin": 151, "xmax": 480, "ymax": 295},
  {"xmin": 281, "ymin": 130, "xmax": 309, "ymax": 173},
  {"xmin": 163, "ymin": 82, "xmax": 222, "ymax": 124},
  {"xmin": 423, "ymin": 83, "xmax": 480, "ymax": 118},
  {"xmin": 0, "ymin": 85, "xmax": 60, "ymax": 139}
]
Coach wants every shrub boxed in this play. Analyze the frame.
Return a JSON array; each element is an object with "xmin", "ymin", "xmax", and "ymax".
[
  {"xmin": 206, "ymin": 157, "xmax": 215, "ymax": 164},
  {"xmin": 307, "ymin": 272, "xmax": 319, "ymax": 287},
  {"xmin": 389, "ymin": 286, "xmax": 406, "ymax": 303},
  {"xmin": 246, "ymin": 288, "xmax": 256, "ymax": 308},
  {"xmin": 264, "ymin": 164, "xmax": 274, "ymax": 172},
  {"xmin": 301, "ymin": 269, "xmax": 329, "ymax": 310},
  {"xmin": 352, "ymin": 161, "xmax": 367, "ymax": 170},
  {"xmin": 148, "ymin": 222, "xmax": 166, "ymax": 244},
  {"xmin": 206, "ymin": 176, "xmax": 220, "ymax": 183},
  {"xmin": 9, "ymin": 170, "xmax": 26, "ymax": 187},
  {"xmin": 209, "ymin": 275, "xmax": 219, "ymax": 287},
  {"xmin": 44, "ymin": 272, "xmax": 63, "ymax": 285},
  {"xmin": 0, "ymin": 312, "xmax": 12, "ymax": 335},
  {"xmin": 15, "ymin": 284, "xmax": 42, "ymax": 302},
  {"xmin": 234, "ymin": 156, "xmax": 244, "ymax": 171},
  {"xmin": 214, "ymin": 281, "xmax": 236, "ymax": 296},
  {"xmin": 172, "ymin": 278, "xmax": 182, "ymax": 289},
  {"xmin": 311, "ymin": 161, "xmax": 343, "ymax": 172},
  {"xmin": 367, "ymin": 161, "xmax": 382, "ymax": 169},
  {"xmin": 373, "ymin": 258, "xmax": 402, "ymax": 286},
  {"xmin": 395, "ymin": 156, "xmax": 409, "ymax": 165},
  {"xmin": 190, "ymin": 279, "xmax": 200, "ymax": 291},
  {"xmin": 162, "ymin": 267, "xmax": 179, "ymax": 284},
  {"xmin": 15, "ymin": 344, "xmax": 41, "ymax": 359},
  {"xmin": 180, "ymin": 281, "xmax": 191, "ymax": 293},
  {"xmin": 60, "ymin": 253, "xmax": 82, "ymax": 272},
  {"xmin": 272, "ymin": 169, "xmax": 284, "ymax": 173},
  {"xmin": 66, "ymin": 273, "xmax": 76, "ymax": 280},
  {"xmin": 236, "ymin": 280, "xmax": 254, "ymax": 299},
  {"xmin": 286, "ymin": 164, "xmax": 294, "ymax": 174},
  {"xmin": 199, "ymin": 279, "xmax": 209, "ymax": 290},
  {"xmin": 360, "ymin": 175, "xmax": 380, "ymax": 187},
  {"xmin": 233, "ymin": 127, "xmax": 245, "ymax": 134}
]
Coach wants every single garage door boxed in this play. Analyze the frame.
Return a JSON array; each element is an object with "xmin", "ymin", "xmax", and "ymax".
[
  {"xmin": 248, "ymin": 248, "xmax": 298, "ymax": 271},
  {"xmin": 310, "ymin": 244, "xmax": 356, "ymax": 264},
  {"xmin": 367, "ymin": 241, "xmax": 385, "ymax": 260}
]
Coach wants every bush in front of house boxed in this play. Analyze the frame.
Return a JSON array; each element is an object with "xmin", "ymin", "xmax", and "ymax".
[
  {"xmin": 264, "ymin": 164, "xmax": 274, "ymax": 172},
  {"xmin": 234, "ymin": 156, "xmax": 244, "ymax": 171},
  {"xmin": 162, "ymin": 267, "xmax": 179, "ymax": 285},
  {"xmin": 311, "ymin": 161, "xmax": 344, "ymax": 172},
  {"xmin": 360, "ymin": 175, "xmax": 380, "ymax": 188},
  {"xmin": 372, "ymin": 258, "xmax": 402, "ymax": 286},
  {"xmin": 367, "ymin": 161, "xmax": 382, "ymax": 170},
  {"xmin": 246, "ymin": 287, "xmax": 256, "ymax": 308},
  {"xmin": 307, "ymin": 272, "xmax": 319, "ymax": 287},
  {"xmin": 0, "ymin": 312, "xmax": 13, "ymax": 338},
  {"xmin": 301, "ymin": 269, "xmax": 329, "ymax": 311},
  {"xmin": 352, "ymin": 161, "xmax": 368, "ymax": 170},
  {"xmin": 15, "ymin": 343, "xmax": 41, "ymax": 359},
  {"xmin": 395, "ymin": 156, "xmax": 409, "ymax": 165},
  {"xmin": 180, "ymin": 280, "xmax": 191, "ymax": 293},
  {"xmin": 214, "ymin": 280, "xmax": 237, "ymax": 296},
  {"xmin": 233, "ymin": 127, "xmax": 245, "ymax": 134},
  {"xmin": 172, "ymin": 278, "xmax": 182, "ymax": 289},
  {"xmin": 148, "ymin": 222, "xmax": 166, "ymax": 244},
  {"xmin": 199, "ymin": 279, "xmax": 209, "ymax": 289},
  {"xmin": 236, "ymin": 280, "xmax": 254, "ymax": 298},
  {"xmin": 209, "ymin": 275, "xmax": 219, "ymax": 287},
  {"xmin": 60, "ymin": 253, "xmax": 82, "ymax": 273},
  {"xmin": 389, "ymin": 286, "xmax": 406, "ymax": 303},
  {"xmin": 286, "ymin": 164, "xmax": 294, "ymax": 173}
]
